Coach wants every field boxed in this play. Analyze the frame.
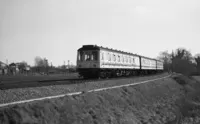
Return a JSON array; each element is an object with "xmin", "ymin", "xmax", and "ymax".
[
  {"xmin": 0, "ymin": 73, "xmax": 78, "ymax": 82},
  {"xmin": 1, "ymin": 74, "xmax": 200, "ymax": 124}
]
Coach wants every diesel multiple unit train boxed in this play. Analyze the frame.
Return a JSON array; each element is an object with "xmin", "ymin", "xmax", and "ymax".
[{"xmin": 77, "ymin": 45, "xmax": 164, "ymax": 78}]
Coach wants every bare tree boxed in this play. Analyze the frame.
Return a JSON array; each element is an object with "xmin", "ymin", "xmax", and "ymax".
[
  {"xmin": 172, "ymin": 48, "xmax": 193, "ymax": 61},
  {"xmin": 157, "ymin": 50, "xmax": 171, "ymax": 71},
  {"xmin": 171, "ymin": 48, "xmax": 195, "ymax": 75}
]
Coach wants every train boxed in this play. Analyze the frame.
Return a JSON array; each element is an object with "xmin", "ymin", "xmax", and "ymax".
[{"xmin": 76, "ymin": 45, "xmax": 164, "ymax": 79}]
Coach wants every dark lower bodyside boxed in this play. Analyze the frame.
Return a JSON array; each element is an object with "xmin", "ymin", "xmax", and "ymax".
[{"xmin": 77, "ymin": 68, "xmax": 163, "ymax": 79}]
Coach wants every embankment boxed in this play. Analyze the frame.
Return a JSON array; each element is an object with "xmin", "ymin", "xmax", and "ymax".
[{"xmin": 0, "ymin": 75, "xmax": 200, "ymax": 124}]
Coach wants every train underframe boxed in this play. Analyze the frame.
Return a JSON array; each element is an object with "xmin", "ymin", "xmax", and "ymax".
[{"xmin": 77, "ymin": 68, "xmax": 163, "ymax": 79}]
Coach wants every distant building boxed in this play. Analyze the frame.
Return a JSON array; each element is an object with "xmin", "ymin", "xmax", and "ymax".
[
  {"xmin": 9, "ymin": 63, "xmax": 19, "ymax": 75},
  {"xmin": 0, "ymin": 61, "xmax": 8, "ymax": 75}
]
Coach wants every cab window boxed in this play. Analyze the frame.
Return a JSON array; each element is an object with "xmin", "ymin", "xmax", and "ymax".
[
  {"xmin": 78, "ymin": 51, "xmax": 84, "ymax": 61},
  {"xmin": 79, "ymin": 51, "xmax": 98, "ymax": 61}
]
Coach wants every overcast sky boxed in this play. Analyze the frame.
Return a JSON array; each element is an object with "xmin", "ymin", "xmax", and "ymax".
[{"xmin": 0, "ymin": 0, "xmax": 199, "ymax": 66}]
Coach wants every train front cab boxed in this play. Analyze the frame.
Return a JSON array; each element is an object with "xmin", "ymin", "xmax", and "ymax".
[{"xmin": 76, "ymin": 49, "xmax": 100, "ymax": 78}]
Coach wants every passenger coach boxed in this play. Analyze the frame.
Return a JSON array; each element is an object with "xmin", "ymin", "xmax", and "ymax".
[{"xmin": 77, "ymin": 45, "xmax": 163, "ymax": 78}]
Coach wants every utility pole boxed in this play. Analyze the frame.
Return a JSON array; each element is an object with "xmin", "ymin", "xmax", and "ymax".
[
  {"xmin": 44, "ymin": 58, "xmax": 48, "ymax": 75},
  {"xmin": 68, "ymin": 60, "xmax": 70, "ymax": 73},
  {"xmin": 63, "ymin": 61, "xmax": 66, "ymax": 75},
  {"xmin": 68, "ymin": 60, "xmax": 70, "ymax": 68}
]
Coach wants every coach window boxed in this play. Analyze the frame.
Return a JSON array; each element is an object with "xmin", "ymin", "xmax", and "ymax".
[
  {"xmin": 147, "ymin": 60, "xmax": 149, "ymax": 65},
  {"xmin": 101, "ymin": 53, "xmax": 104, "ymax": 60},
  {"xmin": 107, "ymin": 53, "xmax": 111, "ymax": 61},
  {"xmin": 132, "ymin": 58, "xmax": 135, "ymax": 64},
  {"xmin": 125, "ymin": 56, "xmax": 128, "ymax": 63},
  {"xmin": 106, "ymin": 53, "xmax": 108, "ymax": 61},
  {"xmin": 122, "ymin": 56, "xmax": 124, "ymax": 63},
  {"xmin": 117, "ymin": 55, "xmax": 120, "ymax": 62},
  {"xmin": 112, "ymin": 54, "xmax": 116, "ymax": 61},
  {"xmin": 142, "ymin": 59, "xmax": 145, "ymax": 64}
]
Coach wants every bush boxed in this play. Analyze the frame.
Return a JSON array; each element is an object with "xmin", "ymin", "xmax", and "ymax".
[{"xmin": 172, "ymin": 59, "xmax": 197, "ymax": 76}]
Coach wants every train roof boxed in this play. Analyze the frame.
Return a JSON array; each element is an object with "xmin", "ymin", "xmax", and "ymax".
[{"xmin": 78, "ymin": 45, "xmax": 163, "ymax": 62}]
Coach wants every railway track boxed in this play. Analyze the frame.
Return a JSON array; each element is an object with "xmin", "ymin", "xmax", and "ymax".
[
  {"xmin": 0, "ymin": 73, "xmax": 171, "ymax": 108},
  {"xmin": 0, "ymin": 73, "xmax": 167, "ymax": 90}
]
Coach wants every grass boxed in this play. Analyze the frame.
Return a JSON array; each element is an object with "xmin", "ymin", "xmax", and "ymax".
[
  {"xmin": 1, "ymin": 74, "xmax": 200, "ymax": 124},
  {"xmin": 0, "ymin": 75, "xmax": 184, "ymax": 124}
]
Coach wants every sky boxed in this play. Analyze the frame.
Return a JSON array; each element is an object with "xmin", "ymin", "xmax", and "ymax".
[{"xmin": 0, "ymin": 0, "xmax": 200, "ymax": 66}]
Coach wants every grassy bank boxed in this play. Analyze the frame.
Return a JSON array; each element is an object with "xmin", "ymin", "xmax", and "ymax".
[{"xmin": 0, "ymin": 75, "xmax": 200, "ymax": 124}]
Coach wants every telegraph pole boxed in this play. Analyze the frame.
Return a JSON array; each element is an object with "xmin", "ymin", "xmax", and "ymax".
[
  {"xmin": 64, "ymin": 61, "xmax": 66, "ymax": 75},
  {"xmin": 68, "ymin": 60, "xmax": 70, "ymax": 73}
]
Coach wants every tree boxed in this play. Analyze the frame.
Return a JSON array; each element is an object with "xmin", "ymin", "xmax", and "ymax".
[
  {"xmin": 195, "ymin": 54, "xmax": 200, "ymax": 73},
  {"xmin": 35, "ymin": 56, "xmax": 44, "ymax": 67},
  {"xmin": 17, "ymin": 61, "xmax": 28, "ymax": 73},
  {"xmin": 34, "ymin": 56, "xmax": 49, "ymax": 74},
  {"xmin": 18, "ymin": 61, "xmax": 27, "ymax": 69},
  {"xmin": 171, "ymin": 48, "xmax": 195, "ymax": 75},
  {"xmin": 172, "ymin": 48, "xmax": 193, "ymax": 61},
  {"xmin": 157, "ymin": 50, "xmax": 171, "ymax": 71}
]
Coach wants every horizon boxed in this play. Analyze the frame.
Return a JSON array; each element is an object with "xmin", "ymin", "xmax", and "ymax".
[{"xmin": 0, "ymin": 0, "xmax": 200, "ymax": 66}]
